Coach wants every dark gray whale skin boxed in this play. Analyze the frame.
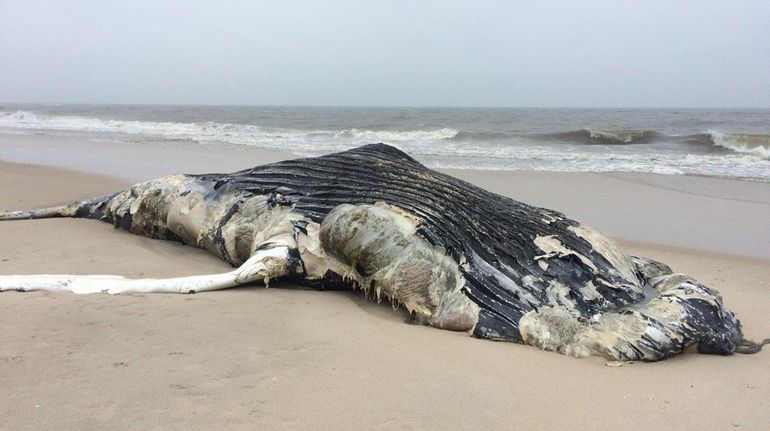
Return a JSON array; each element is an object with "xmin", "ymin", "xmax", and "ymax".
[{"xmin": 3, "ymin": 144, "xmax": 747, "ymax": 360}]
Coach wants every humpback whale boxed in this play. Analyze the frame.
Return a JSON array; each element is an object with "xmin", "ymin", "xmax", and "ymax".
[{"xmin": 0, "ymin": 144, "xmax": 763, "ymax": 361}]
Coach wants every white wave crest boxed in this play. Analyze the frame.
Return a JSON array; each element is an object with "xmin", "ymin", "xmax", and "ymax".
[
  {"xmin": 0, "ymin": 110, "xmax": 229, "ymax": 138},
  {"xmin": 428, "ymin": 149, "xmax": 770, "ymax": 179},
  {"xmin": 344, "ymin": 128, "xmax": 458, "ymax": 142},
  {"xmin": 0, "ymin": 110, "xmax": 457, "ymax": 148},
  {"xmin": 709, "ymin": 130, "xmax": 770, "ymax": 159}
]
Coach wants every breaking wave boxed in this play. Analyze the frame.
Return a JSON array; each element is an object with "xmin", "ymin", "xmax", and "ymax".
[
  {"xmin": 543, "ymin": 128, "xmax": 661, "ymax": 145},
  {"xmin": 708, "ymin": 130, "xmax": 770, "ymax": 159},
  {"xmin": 0, "ymin": 110, "xmax": 458, "ymax": 147},
  {"xmin": 530, "ymin": 128, "xmax": 770, "ymax": 160}
]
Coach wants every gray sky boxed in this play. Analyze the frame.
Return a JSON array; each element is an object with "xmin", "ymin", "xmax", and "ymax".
[{"xmin": 1, "ymin": 0, "xmax": 768, "ymax": 108}]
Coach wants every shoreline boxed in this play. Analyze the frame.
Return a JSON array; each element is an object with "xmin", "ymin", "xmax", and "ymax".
[{"xmin": 1, "ymin": 134, "xmax": 769, "ymax": 429}]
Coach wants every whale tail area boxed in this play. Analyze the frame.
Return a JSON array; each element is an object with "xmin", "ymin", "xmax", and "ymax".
[{"xmin": 0, "ymin": 204, "xmax": 76, "ymax": 220}]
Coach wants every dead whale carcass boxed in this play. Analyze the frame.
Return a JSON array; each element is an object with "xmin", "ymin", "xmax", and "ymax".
[{"xmin": 0, "ymin": 144, "xmax": 760, "ymax": 361}]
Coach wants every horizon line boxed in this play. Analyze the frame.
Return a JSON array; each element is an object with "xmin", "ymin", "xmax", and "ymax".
[{"xmin": 2, "ymin": 101, "xmax": 769, "ymax": 110}]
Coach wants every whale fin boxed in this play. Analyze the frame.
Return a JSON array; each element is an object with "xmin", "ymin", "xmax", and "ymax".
[{"xmin": 0, "ymin": 242, "xmax": 294, "ymax": 295}]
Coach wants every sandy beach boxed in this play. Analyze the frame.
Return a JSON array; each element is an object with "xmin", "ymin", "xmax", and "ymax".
[{"xmin": 1, "ymin": 133, "xmax": 769, "ymax": 430}]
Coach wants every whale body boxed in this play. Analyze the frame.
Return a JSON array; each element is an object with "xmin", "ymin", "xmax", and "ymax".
[{"xmin": 0, "ymin": 144, "xmax": 752, "ymax": 361}]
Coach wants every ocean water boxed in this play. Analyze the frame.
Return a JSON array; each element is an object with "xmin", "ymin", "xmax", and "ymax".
[{"xmin": 1, "ymin": 104, "xmax": 769, "ymax": 180}]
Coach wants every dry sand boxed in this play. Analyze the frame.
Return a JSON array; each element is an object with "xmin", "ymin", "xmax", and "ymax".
[{"xmin": 1, "ymin": 135, "xmax": 769, "ymax": 430}]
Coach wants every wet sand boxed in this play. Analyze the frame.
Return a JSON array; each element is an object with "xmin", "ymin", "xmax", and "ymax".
[{"xmin": 1, "ymin": 134, "xmax": 769, "ymax": 430}]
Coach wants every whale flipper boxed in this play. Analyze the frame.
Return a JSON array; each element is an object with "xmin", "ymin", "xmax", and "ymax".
[{"xmin": 0, "ymin": 241, "xmax": 296, "ymax": 295}]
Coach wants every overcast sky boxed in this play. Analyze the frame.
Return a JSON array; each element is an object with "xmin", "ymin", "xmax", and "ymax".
[{"xmin": 1, "ymin": 0, "xmax": 768, "ymax": 108}]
